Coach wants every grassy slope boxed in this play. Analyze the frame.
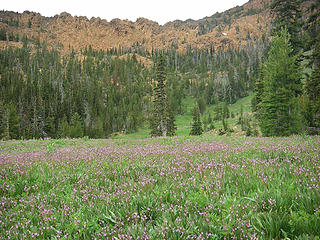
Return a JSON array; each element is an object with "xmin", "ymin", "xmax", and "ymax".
[{"xmin": 117, "ymin": 94, "xmax": 254, "ymax": 139}]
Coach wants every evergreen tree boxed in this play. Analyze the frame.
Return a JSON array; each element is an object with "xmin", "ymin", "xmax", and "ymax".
[
  {"xmin": 304, "ymin": 62, "xmax": 320, "ymax": 134},
  {"xmin": 69, "ymin": 112, "xmax": 84, "ymax": 138},
  {"xmin": 221, "ymin": 117, "xmax": 229, "ymax": 134},
  {"xmin": 197, "ymin": 97, "xmax": 206, "ymax": 115},
  {"xmin": 303, "ymin": 1, "xmax": 320, "ymax": 134},
  {"xmin": 57, "ymin": 115, "xmax": 70, "ymax": 138},
  {"xmin": 238, "ymin": 104, "xmax": 244, "ymax": 130},
  {"xmin": 45, "ymin": 116, "xmax": 56, "ymax": 138},
  {"xmin": 166, "ymin": 106, "xmax": 177, "ymax": 136},
  {"xmin": 207, "ymin": 113, "xmax": 214, "ymax": 130},
  {"xmin": 259, "ymin": 28, "xmax": 302, "ymax": 136},
  {"xmin": 251, "ymin": 60, "xmax": 264, "ymax": 116},
  {"xmin": 150, "ymin": 53, "xmax": 176, "ymax": 137},
  {"xmin": 305, "ymin": 0, "xmax": 320, "ymax": 67},
  {"xmin": 271, "ymin": 0, "xmax": 302, "ymax": 53},
  {"xmin": 222, "ymin": 102, "xmax": 230, "ymax": 119},
  {"xmin": 88, "ymin": 117, "xmax": 103, "ymax": 138},
  {"xmin": 190, "ymin": 105, "xmax": 203, "ymax": 136},
  {"xmin": 0, "ymin": 103, "xmax": 20, "ymax": 140}
]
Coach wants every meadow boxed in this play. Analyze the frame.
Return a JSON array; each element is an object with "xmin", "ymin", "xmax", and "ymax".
[{"xmin": 1, "ymin": 135, "xmax": 320, "ymax": 239}]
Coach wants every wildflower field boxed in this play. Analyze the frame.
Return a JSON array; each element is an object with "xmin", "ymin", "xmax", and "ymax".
[{"xmin": 1, "ymin": 136, "xmax": 320, "ymax": 239}]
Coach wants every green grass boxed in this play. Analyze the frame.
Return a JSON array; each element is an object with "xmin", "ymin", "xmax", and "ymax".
[
  {"xmin": 1, "ymin": 136, "xmax": 320, "ymax": 239},
  {"xmin": 204, "ymin": 94, "xmax": 254, "ymax": 131},
  {"xmin": 117, "ymin": 95, "xmax": 254, "ymax": 139}
]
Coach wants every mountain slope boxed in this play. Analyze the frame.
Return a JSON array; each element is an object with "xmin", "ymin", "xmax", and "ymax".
[{"xmin": 0, "ymin": 0, "xmax": 273, "ymax": 53}]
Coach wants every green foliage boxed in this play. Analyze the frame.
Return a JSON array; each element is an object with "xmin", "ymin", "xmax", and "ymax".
[
  {"xmin": 46, "ymin": 139, "xmax": 67, "ymax": 153},
  {"xmin": 0, "ymin": 43, "xmax": 151, "ymax": 139},
  {"xmin": 222, "ymin": 117, "xmax": 228, "ymax": 133},
  {"xmin": 187, "ymin": 191, "xmax": 209, "ymax": 209},
  {"xmin": 222, "ymin": 102, "xmax": 230, "ymax": 119},
  {"xmin": 0, "ymin": 102, "xmax": 20, "ymax": 140},
  {"xmin": 44, "ymin": 116, "xmax": 56, "ymax": 138},
  {"xmin": 258, "ymin": 28, "xmax": 302, "ymax": 136},
  {"xmin": 69, "ymin": 112, "xmax": 83, "ymax": 138},
  {"xmin": 190, "ymin": 105, "xmax": 203, "ymax": 136},
  {"xmin": 0, "ymin": 31, "xmax": 267, "ymax": 139},
  {"xmin": 150, "ymin": 53, "xmax": 176, "ymax": 137},
  {"xmin": 166, "ymin": 106, "xmax": 177, "ymax": 137},
  {"xmin": 271, "ymin": 0, "xmax": 303, "ymax": 53},
  {"xmin": 57, "ymin": 116, "xmax": 70, "ymax": 139},
  {"xmin": 197, "ymin": 97, "xmax": 206, "ymax": 115},
  {"xmin": 304, "ymin": 66, "xmax": 320, "ymax": 134},
  {"xmin": 206, "ymin": 113, "xmax": 214, "ymax": 131},
  {"xmin": 28, "ymin": 19, "xmax": 32, "ymax": 28},
  {"xmin": 0, "ymin": 28, "xmax": 6, "ymax": 41},
  {"xmin": 251, "ymin": 60, "xmax": 264, "ymax": 115}
]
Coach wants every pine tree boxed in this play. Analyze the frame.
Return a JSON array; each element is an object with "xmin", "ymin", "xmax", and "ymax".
[
  {"xmin": 190, "ymin": 105, "xmax": 203, "ymax": 136},
  {"xmin": 271, "ymin": 0, "xmax": 303, "ymax": 53},
  {"xmin": 150, "ymin": 53, "xmax": 176, "ymax": 137},
  {"xmin": 259, "ymin": 28, "xmax": 302, "ymax": 136}
]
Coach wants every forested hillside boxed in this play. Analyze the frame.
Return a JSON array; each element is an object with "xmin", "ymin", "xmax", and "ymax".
[
  {"xmin": 0, "ymin": 0, "xmax": 319, "ymax": 139},
  {"xmin": 0, "ymin": 37, "xmax": 266, "ymax": 139}
]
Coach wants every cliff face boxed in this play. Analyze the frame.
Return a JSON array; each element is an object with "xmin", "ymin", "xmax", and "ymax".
[{"xmin": 0, "ymin": 0, "xmax": 274, "ymax": 53}]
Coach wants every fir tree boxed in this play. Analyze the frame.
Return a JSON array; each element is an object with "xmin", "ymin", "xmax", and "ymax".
[
  {"xmin": 150, "ymin": 53, "xmax": 176, "ymax": 137},
  {"xmin": 190, "ymin": 105, "xmax": 203, "ymax": 136},
  {"xmin": 271, "ymin": 0, "xmax": 303, "ymax": 53},
  {"xmin": 259, "ymin": 28, "xmax": 302, "ymax": 136}
]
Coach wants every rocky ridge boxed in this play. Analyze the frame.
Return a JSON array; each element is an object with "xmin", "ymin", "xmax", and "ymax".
[{"xmin": 0, "ymin": 0, "xmax": 274, "ymax": 53}]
